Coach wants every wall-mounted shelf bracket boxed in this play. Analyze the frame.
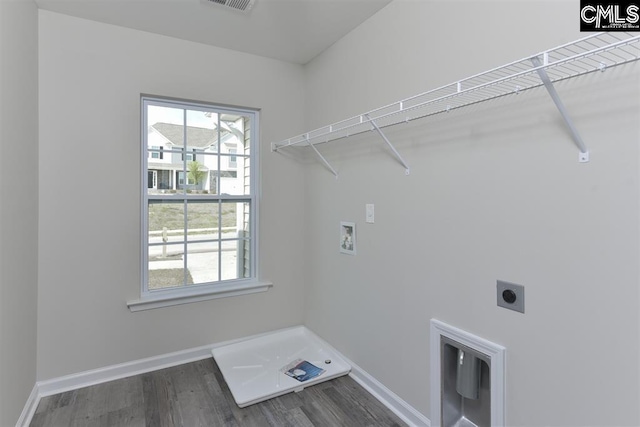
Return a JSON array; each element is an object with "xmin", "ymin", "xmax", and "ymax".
[
  {"xmin": 365, "ymin": 114, "xmax": 411, "ymax": 175},
  {"xmin": 531, "ymin": 55, "xmax": 589, "ymax": 163},
  {"xmin": 305, "ymin": 134, "xmax": 339, "ymax": 178},
  {"xmin": 272, "ymin": 135, "xmax": 339, "ymax": 178}
]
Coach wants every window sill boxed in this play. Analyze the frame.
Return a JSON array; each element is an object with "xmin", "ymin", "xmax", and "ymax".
[{"xmin": 127, "ymin": 280, "xmax": 273, "ymax": 312}]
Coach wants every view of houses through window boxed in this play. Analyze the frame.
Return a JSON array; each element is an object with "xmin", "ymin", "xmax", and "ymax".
[{"xmin": 142, "ymin": 97, "xmax": 255, "ymax": 294}]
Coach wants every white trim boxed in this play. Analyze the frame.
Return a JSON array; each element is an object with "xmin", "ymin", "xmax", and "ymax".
[
  {"xmin": 140, "ymin": 96, "xmax": 261, "ymax": 303},
  {"xmin": 430, "ymin": 319, "xmax": 506, "ymax": 427},
  {"xmin": 349, "ymin": 370, "xmax": 429, "ymax": 426},
  {"xmin": 37, "ymin": 346, "xmax": 212, "ymax": 399},
  {"xmin": 18, "ymin": 325, "xmax": 429, "ymax": 426},
  {"xmin": 343, "ymin": 356, "xmax": 430, "ymax": 427},
  {"xmin": 127, "ymin": 280, "xmax": 272, "ymax": 312},
  {"xmin": 16, "ymin": 384, "xmax": 39, "ymax": 427},
  {"xmin": 34, "ymin": 326, "xmax": 293, "ymax": 401}
]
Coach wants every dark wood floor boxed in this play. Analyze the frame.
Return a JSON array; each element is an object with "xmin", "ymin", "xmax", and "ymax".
[{"xmin": 31, "ymin": 358, "xmax": 407, "ymax": 427}]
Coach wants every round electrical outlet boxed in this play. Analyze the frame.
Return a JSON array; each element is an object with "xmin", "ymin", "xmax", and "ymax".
[{"xmin": 502, "ymin": 289, "xmax": 517, "ymax": 304}]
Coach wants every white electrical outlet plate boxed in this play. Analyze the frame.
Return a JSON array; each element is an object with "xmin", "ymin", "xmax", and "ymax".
[{"xmin": 365, "ymin": 204, "xmax": 374, "ymax": 223}]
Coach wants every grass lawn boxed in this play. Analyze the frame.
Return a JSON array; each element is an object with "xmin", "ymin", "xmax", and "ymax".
[
  {"xmin": 148, "ymin": 201, "xmax": 240, "ymax": 231},
  {"xmin": 148, "ymin": 268, "xmax": 195, "ymax": 289}
]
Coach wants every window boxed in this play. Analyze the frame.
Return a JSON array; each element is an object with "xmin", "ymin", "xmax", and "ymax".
[
  {"xmin": 150, "ymin": 146, "xmax": 164, "ymax": 159},
  {"xmin": 182, "ymin": 149, "xmax": 196, "ymax": 162},
  {"xmin": 177, "ymin": 171, "xmax": 195, "ymax": 188},
  {"xmin": 228, "ymin": 148, "xmax": 237, "ymax": 168},
  {"xmin": 148, "ymin": 170, "xmax": 157, "ymax": 189},
  {"xmin": 134, "ymin": 96, "xmax": 265, "ymax": 310}
]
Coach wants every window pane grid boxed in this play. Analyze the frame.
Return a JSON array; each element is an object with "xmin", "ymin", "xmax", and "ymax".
[
  {"xmin": 216, "ymin": 114, "xmax": 221, "ymax": 196},
  {"xmin": 150, "ymin": 237, "xmax": 250, "ymax": 246},
  {"xmin": 143, "ymin": 97, "xmax": 256, "ymax": 294},
  {"xmin": 146, "ymin": 196, "xmax": 253, "ymax": 203}
]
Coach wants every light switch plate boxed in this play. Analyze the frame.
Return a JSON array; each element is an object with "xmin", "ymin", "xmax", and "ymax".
[
  {"xmin": 365, "ymin": 204, "xmax": 374, "ymax": 223},
  {"xmin": 497, "ymin": 280, "xmax": 525, "ymax": 313}
]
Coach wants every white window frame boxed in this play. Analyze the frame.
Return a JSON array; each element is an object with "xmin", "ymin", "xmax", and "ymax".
[{"xmin": 128, "ymin": 96, "xmax": 271, "ymax": 312}]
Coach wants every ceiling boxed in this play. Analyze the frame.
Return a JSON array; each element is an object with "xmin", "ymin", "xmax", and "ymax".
[{"xmin": 35, "ymin": 0, "xmax": 393, "ymax": 65}]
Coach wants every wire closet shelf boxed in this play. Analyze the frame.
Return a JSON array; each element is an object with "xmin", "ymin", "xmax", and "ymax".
[{"xmin": 272, "ymin": 32, "xmax": 640, "ymax": 155}]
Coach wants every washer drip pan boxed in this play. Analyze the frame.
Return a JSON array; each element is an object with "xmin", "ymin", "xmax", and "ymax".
[{"xmin": 212, "ymin": 326, "xmax": 351, "ymax": 407}]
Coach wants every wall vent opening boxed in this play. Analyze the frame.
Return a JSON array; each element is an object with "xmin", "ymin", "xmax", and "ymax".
[{"xmin": 202, "ymin": 0, "xmax": 256, "ymax": 12}]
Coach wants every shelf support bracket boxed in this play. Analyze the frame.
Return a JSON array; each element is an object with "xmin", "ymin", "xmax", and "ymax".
[
  {"xmin": 365, "ymin": 114, "xmax": 411, "ymax": 175},
  {"xmin": 531, "ymin": 56, "xmax": 589, "ymax": 163},
  {"xmin": 305, "ymin": 135, "xmax": 338, "ymax": 178}
]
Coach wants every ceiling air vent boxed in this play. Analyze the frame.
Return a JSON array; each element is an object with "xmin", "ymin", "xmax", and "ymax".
[{"xmin": 203, "ymin": 0, "xmax": 256, "ymax": 12}]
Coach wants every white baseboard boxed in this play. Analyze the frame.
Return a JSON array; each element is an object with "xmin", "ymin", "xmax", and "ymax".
[
  {"xmin": 303, "ymin": 328, "xmax": 430, "ymax": 427},
  {"xmin": 17, "ymin": 344, "xmax": 214, "ymax": 427},
  {"xmin": 18, "ymin": 325, "xmax": 430, "ymax": 427},
  {"xmin": 16, "ymin": 384, "xmax": 39, "ymax": 427},
  {"xmin": 37, "ymin": 345, "xmax": 214, "ymax": 399},
  {"xmin": 346, "ymin": 359, "xmax": 431, "ymax": 427},
  {"xmin": 18, "ymin": 328, "xmax": 290, "ymax": 426}
]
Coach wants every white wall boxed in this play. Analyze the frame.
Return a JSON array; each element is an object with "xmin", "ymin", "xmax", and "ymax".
[
  {"xmin": 303, "ymin": 1, "xmax": 640, "ymax": 425},
  {"xmin": 0, "ymin": 0, "xmax": 39, "ymax": 424},
  {"xmin": 37, "ymin": 10, "xmax": 307, "ymax": 380},
  {"xmin": 27, "ymin": 3, "xmax": 640, "ymax": 425}
]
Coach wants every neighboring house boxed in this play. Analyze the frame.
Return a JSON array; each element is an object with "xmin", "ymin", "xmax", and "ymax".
[
  {"xmin": 147, "ymin": 120, "xmax": 243, "ymax": 194},
  {"xmin": 147, "ymin": 116, "xmax": 251, "ymax": 281}
]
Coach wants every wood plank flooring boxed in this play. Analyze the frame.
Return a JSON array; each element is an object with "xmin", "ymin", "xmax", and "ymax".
[{"xmin": 31, "ymin": 358, "xmax": 407, "ymax": 427}]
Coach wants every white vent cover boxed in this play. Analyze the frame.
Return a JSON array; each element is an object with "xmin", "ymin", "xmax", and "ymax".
[{"xmin": 202, "ymin": 0, "xmax": 256, "ymax": 12}]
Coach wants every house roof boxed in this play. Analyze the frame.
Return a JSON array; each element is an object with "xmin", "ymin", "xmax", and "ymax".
[{"xmin": 150, "ymin": 123, "xmax": 217, "ymax": 149}]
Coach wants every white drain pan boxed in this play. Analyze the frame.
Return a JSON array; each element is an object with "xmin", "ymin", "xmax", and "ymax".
[{"xmin": 212, "ymin": 326, "xmax": 351, "ymax": 407}]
